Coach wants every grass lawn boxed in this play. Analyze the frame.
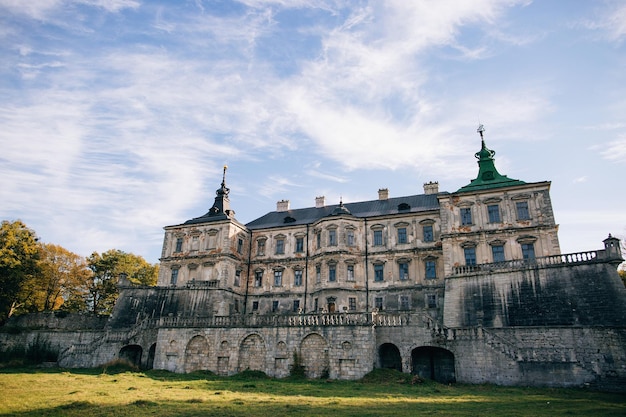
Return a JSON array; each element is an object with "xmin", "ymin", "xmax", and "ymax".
[{"xmin": 0, "ymin": 366, "xmax": 624, "ymax": 417}]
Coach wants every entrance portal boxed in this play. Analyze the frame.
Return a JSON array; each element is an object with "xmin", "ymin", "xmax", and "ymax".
[
  {"xmin": 119, "ymin": 344, "xmax": 142, "ymax": 368},
  {"xmin": 378, "ymin": 343, "xmax": 402, "ymax": 371},
  {"xmin": 411, "ymin": 346, "xmax": 455, "ymax": 383}
]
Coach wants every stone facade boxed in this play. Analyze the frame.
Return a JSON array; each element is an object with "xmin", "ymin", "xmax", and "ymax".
[{"xmin": 2, "ymin": 132, "xmax": 625, "ymax": 391}]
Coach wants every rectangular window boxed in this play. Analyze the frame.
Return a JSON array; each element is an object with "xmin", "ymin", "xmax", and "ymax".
[
  {"xmin": 254, "ymin": 270, "xmax": 263, "ymax": 287},
  {"xmin": 348, "ymin": 297, "xmax": 356, "ymax": 311},
  {"xmin": 234, "ymin": 299, "xmax": 239, "ymax": 313},
  {"xmin": 460, "ymin": 207, "xmax": 473, "ymax": 225},
  {"xmin": 347, "ymin": 230, "xmax": 355, "ymax": 246},
  {"xmin": 328, "ymin": 229, "xmax": 337, "ymax": 246},
  {"xmin": 237, "ymin": 238, "xmax": 243, "ymax": 254},
  {"xmin": 275, "ymin": 239, "xmax": 284, "ymax": 254},
  {"xmin": 328, "ymin": 265, "xmax": 336, "ymax": 282},
  {"xmin": 427, "ymin": 294, "xmax": 437, "ymax": 309},
  {"xmin": 234, "ymin": 270, "xmax": 241, "ymax": 287},
  {"xmin": 397, "ymin": 227, "xmax": 407, "ymax": 244},
  {"xmin": 488, "ymin": 204, "xmax": 501, "ymax": 223},
  {"xmin": 295, "ymin": 237, "xmax": 304, "ymax": 253},
  {"xmin": 374, "ymin": 264, "xmax": 384, "ymax": 282},
  {"xmin": 170, "ymin": 269, "xmax": 179, "ymax": 285},
  {"xmin": 293, "ymin": 299, "xmax": 300, "ymax": 313},
  {"xmin": 373, "ymin": 230, "xmax": 383, "ymax": 246},
  {"xmin": 272, "ymin": 300, "xmax": 279, "ymax": 312},
  {"xmin": 374, "ymin": 297, "xmax": 383, "ymax": 311},
  {"xmin": 316, "ymin": 232, "xmax": 321, "ymax": 249},
  {"xmin": 252, "ymin": 301, "xmax": 259, "ymax": 311},
  {"xmin": 516, "ymin": 201, "xmax": 530, "ymax": 220},
  {"xmin": 257, "ymin": 240, "xmax": 265, "ymax": 256},
  {"xmin": 316, "ymin": 265, "xmax": 321, "ymax": 283},
  {"xmin": 314, "ymin": 298, "xmax": 318, "ymax": 312},
  {"xmin": 492, "ymin": 245, "xmax": 505, "ymax": 263},
  {"xmin": 464, "ymin": 247, "xmax": 477, "ymax": 266},
  {"xmin": 423, "ymin": 225, "xmax": 434, "ymax": 242},
  {"xmin": 175, "ymin": 237, "xmax": 183, "ymax": 252},
  {"xmin": 521, "ymin": 243, "xmax": 535, "ymax": 259},
  {"xmin": 191, "ymin": 236, "xmax": 199, "ymax": 251},
  {"xmin": 347, "ymin": 265, "xmax": 355, "ymax": 281},
  {"xmin": 294, "ymin": 270, "xmax": 303, "ymax": 286},
  {"xmin": 274, "ymin": 270, "xmax": 283, "ymax": 286},
  {"xmin": 425, "ymin": 260, "xmax": 436, "ymax": 279},
  {"xmin": 400, "ymin": 295, "xmax": 410, "ymax": 310},
  {"xmin": 399, "ymin": 262, "xmax": 409, "ymax": 280}
]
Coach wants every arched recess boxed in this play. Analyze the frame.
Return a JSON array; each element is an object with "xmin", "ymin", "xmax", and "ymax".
[
  {"xmin": 185, "ymin": 335, "xmax": 210, "ymax": 373},
  {"xmin": 411, "ymin": 346, "xmax": 456, "ymax": 383},
  {"xmin": 378, "ymin": 343, "xmax": 402, "ymax": 371},
  {"xmin": 300, "ymin": 333, "xmax": 329, "ymax": 378},
  {"xmin": 119, "ymin": 344, "xmax": 142, "ymax": 367},
  {"xmin": 146, "ymin": 343, "xmax": 156, "ymax": 370},
  {"xmin": 238, "ymin": 334, "xmax": 266, "ymax": 372}
]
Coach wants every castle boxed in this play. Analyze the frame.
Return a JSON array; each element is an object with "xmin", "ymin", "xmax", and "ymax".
[{"xmin": 4, "ymin": 127, "xmax": 626, "ymax": 390}]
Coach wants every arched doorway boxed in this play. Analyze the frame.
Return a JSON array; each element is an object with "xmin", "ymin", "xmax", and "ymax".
[
  {"xmin": 119, "ymin": 345, "xmax": 142, "ymax": 367},
  {"xmin": 411, "ymin": 346, "xmax": 456, "ymax": 383},
  {"xmin": 379, "ymin": 343, "xmax": 402, "ymax": 371},
  {"xmin": 300, "ymin": 333, "xmax": 329, "ymax": 378},
  {"xmin": 185, "ymin": 335, "xmax": 210, "ymax": 373},
  {"xmin": 238, "ymin": 334, "xmax": 266, "ymax": 372},
  {"xmin": 146, "ymin": 343, "xmax": 156, "ymax": 370}
]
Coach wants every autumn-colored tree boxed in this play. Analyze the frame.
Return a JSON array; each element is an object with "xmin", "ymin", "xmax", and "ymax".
[
  {"xmin": 36, "ymin": 243, "xmax": 91, "ymax": 312},
  {"xmin": 86, "ymin": 249, "xmax": 158, "ymax": 315},
  {"xmin": 0, "ymin": 220, "xmax": 41, "ymax": 322}
]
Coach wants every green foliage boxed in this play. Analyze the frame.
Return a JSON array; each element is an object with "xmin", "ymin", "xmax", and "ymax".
[
  {"xmin": 618, "ymin": 267, "xmax": 626, "ymax": 288},
  {"xmin": 0, "ymin": 336, "xmax": 58, "ymax": 366},
  {"xmin": 288, "ymin": 350, "xmax": 307, "ymax": 379},
  {"xmin": 0, "ymin": 220, "xmax": 41, "ymax": 322}
]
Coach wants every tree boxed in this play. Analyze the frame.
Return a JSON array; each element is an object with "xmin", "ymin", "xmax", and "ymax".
[
  {"xmin": 86, "ymin": 249, "xmax": 158, "ymax": 315},
  {"xmin": 0, "ymin": 220, "xmax": 41, "ymax": 322}
]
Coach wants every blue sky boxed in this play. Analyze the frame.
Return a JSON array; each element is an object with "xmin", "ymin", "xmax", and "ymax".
[{"xmin": 1, "ymin": 0, "xmax": 625, "ymax": 264}]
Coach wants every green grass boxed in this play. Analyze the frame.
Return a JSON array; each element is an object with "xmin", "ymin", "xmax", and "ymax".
[{"xmin": 0, "ymin": 366, "xmax": 624, "ymax": 417}]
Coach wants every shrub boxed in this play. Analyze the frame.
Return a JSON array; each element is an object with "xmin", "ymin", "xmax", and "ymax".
[{"xmin": 288, "ymin": 350, "xmax": 307, "ymax": 379}]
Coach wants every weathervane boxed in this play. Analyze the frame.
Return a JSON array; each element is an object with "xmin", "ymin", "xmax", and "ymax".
[{"xmin": 477, "ymin": 124, "xmax": 485, "ymax": 140}]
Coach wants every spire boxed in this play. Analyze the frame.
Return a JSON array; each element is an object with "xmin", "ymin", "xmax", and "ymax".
[
  {"xmin": 210, "ymin": 165, "xmax": 232, "ymax": 216},
  {"xmin": 456, "ymin": 125, "xmax": 526, "ymax": 193}
]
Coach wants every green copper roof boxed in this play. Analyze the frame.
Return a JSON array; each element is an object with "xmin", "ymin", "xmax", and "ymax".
[{"xmin": 456, "ymin": 125, "xmax": 526, "ymax": 193}]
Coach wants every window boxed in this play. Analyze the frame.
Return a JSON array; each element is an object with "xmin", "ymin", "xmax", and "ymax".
[
  {"xmin": 427, "ymin": 294, "xmax": 437, "ymax": 309},
  {"xmin": 492, "ymin": 245, "xmax": 505, "ymax": 263},
  {"xmin": 170, "ymin": 269, "xmax": 179, "ymax": 285},
  {"xmin": 315, "ymin": 265, "xmax": 321, "ymax": 283},
  {"xmin": 348, "ymin": 297, "xmax": 356, "ymax": 311},
  {"xmin": 234, "ymin": 299, "xmax": 239, "ymax": 313},
  {"xmin": 234, "ymin": 270, "xmax": 241, "ymax": 287},
  {"xmin": 516, "ymin": 201, "xmax": 530, "ymax": 220},
  {"xmin": 400, "ymin": 295, "xmax": 410, "ymax": 310},
  {"xmin": 254, "ymin": 270, "xmax": 263, "ymax": 287},
  {"xmin": 374, "ymin": 297, "xmax": 383, "ymax": 311},
  {"xmin": 347, "ymin": 265, "xmax": 355, "ymax": 281},
  {"xmin": 274, "ymin": 270, "xmax": 283, "ymax": 286},
  {"xmin": 272, "ymin": 300, "xmax": 279, "ymax": 312},
  {"xmin": 423, "ymin": 225, "xmax": 434, "ymax": 242},
  {"xmin": 293, "ymin": 299, "xmax": 300, "ymax": 313},
  {"xmin": 347, "ymin": 230, "xmax": 355, "ymax": 246},
  {"xmin": 295, "ymin": 237, "xmax": 304, "ymax": 253},
  {"xmin": 397, "ymin": 227, "xmax": 407, "ymax": 244},
  {"xmin": 464, "ymin": 247, "xmax": 477, "ymax": 266},
  {"xmin": 316, "ymin": 232, "xmax": 321, "ymax": 249},
  {"xmin": 328, "ymin": 229, "xmax": 337, "ymax": 246},
  {"xmin": 237, "ymin": 238, "xmax": 243, "ymax": 254},
  {"xmin": 488, "ymin": 204, "xmax": 501, "ymax": 223},
  {"xmin": 373, "ymin": 230, "xmax": 383, "ymax": 246},
  {"xmin": 294, "ymin": 270, "xmax": 303, "ymax": 286},
  {"xmin": 314, "ymin": 298, "xmax": 318, "ymax": 312},
  {"xmin": 521, "ymin": 243, "xmax": 535, "ymax": 259},
  {"xmin": 399, "ymin": 262, "xmax": 409, "ymax": 280},
  {"xmin": 191, "ymin": 236, "xmax": 199, "ymax": 251},
  {"xmin": 328, "ymin": 264, "xmax": 336, "ymax": 282},
  {"xmin": 425, "ymin": 260, "xmax": 436, "ymax": 279},
  {"xmin": 175, "ymin": 237, "xmax": 183, "ymax": 253},
  {"xmin": 252, "ymin": 301, "xmax": 259, "ymax": 311},
  {"xmin": 374, "ymin": 264, "xmax": 384, "ymax": 282},
  {"xmin": 275, "ymin": 238, "xmax": 285, "ymax": 254},
  {"xmin": 257, "ymin": 239, "xmax": 265, "ymax": 256},
  {"xmin": 460, "ymin": 207, "xmax": 472, "ymax": 225},
  {"xmin": 207, "ymin": 232, "xmax": 217, "ymax": 249}
]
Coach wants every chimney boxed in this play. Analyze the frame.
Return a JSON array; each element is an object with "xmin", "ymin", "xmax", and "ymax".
[
  {"xmin": 315, "ymin": 196, "xmax": 325, "ymax": 208},
  {"xmin": 423, "ymin": 181, "xmax": 439, "ymax": 195},
  {"xmin": 276, "ymin": 199, "xmax": 290, "ymax": 212},
  {"xmin": 378, "ymin": 188, "xmax": 389, "ymax": 200}
]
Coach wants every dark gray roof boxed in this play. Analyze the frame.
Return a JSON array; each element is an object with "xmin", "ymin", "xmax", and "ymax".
[{"xmin": 246, "ymin": 193, "xmax": 443, "ymax": 230}]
